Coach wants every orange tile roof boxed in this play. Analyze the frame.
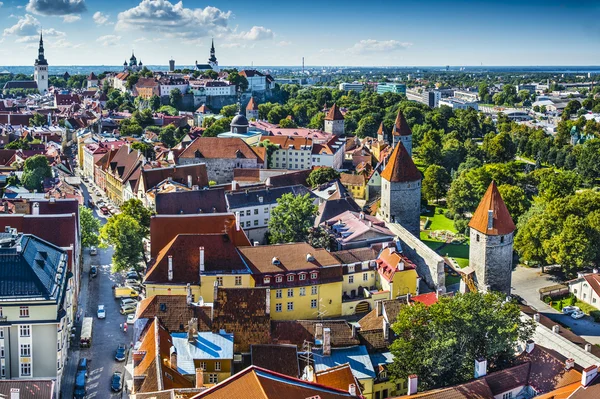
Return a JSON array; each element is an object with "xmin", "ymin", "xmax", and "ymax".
[
  {"xmin": 260, "ymin": 135, "xmax": 312, "ymax": 150},
  {"xmin": 377, "ymin": 122, "xmax": 386, "ymax": 137},
  {"xmin": 468, "ymin": 181, "xmax": 515, "ymax": 235},
  {"xmin": 238, "ymin": 243, "xmax": 340, "ymax": 274},
  {"xmin": 315, "ymin": 363, "xmax": 360, "ymax": 394},
  {"xmin": 376, "ymin": 247, "xmax": 416, "ymax": 283},
  {"xmin": 325, "ymin": 103, "xmax": 344, "ymax": 121},
  {"xmin": 380, "ymin": 142, "xmax": 421, "ymax": 183},
  {"xmin": 392, "ymin": 109, "xmax": 412, "ymax": 136},
  {"xmin": 179, "ymin": 137, "xmax": 258, "ymax": 160},
  {"xmin": 246, "ymin": 97, "xmax": 258, "ymax": 111}
]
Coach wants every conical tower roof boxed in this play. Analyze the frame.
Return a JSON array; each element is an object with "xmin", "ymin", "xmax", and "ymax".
[
  {"xmin": 246, "ymin": 96, "xmax": 258, "ymax": 111},
  {"xmin": 468, "ymin": 181, "xmax": 515, "ymax": 235},
  {"xmin": 380, "ymin": 142, "xmax": 421, "ymax": 182},
  {"xmin": 392, "ymin": 109, "xmax": 412, "ymax": 136},
  {"xmin": 324, "ymin": 103, "xmax": 344, "ymax": 121},
  {"xmin": 377, "ymin": 122, "xmax": 385, "ymax": 138}
]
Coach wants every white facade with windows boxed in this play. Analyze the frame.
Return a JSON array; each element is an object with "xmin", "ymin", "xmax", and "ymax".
[{"xmin": 568, "ymin": 273, "xmax": 600, "ymax": 308}]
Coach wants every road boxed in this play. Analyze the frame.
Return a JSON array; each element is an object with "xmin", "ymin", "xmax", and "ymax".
[
  {"xmin": 511, "ymin": 266, "xmax": 600, "ymax": 345},
  {"xmin": 61, "ymin": 180, "xmax": 131, "ymax": 399}
]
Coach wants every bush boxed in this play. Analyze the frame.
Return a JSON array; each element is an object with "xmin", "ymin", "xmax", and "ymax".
[
  {"xmin": 437, "ymin": 208, "xmax": 444, "ymax": 215},
  {"xmin": 444, "ymin": 211, "xmax": 454, "ymax": 220},
  {"xmin": 557, "ymin": 299, "xmax": 563, "ymax": 310},
  {"xmin": 590, "ymin": 310, "xmax": 600, "ymax": 323},
  {"xmin": 543, "ymin": 296, "xmax": 552, "ymax": 304},
  {"xmin": 568, "ymin": 295, "xmax": 577, "ymax": 306}
]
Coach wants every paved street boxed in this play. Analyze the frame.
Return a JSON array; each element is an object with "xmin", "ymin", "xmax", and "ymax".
[{"xmin": 512, "ymin": 265, "xmax": 600, "ymax": 345}]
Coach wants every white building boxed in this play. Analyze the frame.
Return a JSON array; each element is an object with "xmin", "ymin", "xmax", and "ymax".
[
  {"xmin": 159, "ymin": 78, "xmax": 189, "ymax": 97},
  {"xmin": 568, "ymin": 272, "xmax": 600, "ymax": 308},
  {"xmin": 438, "ymin": 97, "xmax": 479, "ymax": 111},
  {"xmin": 339, "ymin": 82, "xmax": 364, "ymax": 93},
  {"xmin": 311, "ymin": 136, "xmax": 345, "ymax": 170},
  {"xmin": 453, "ymin": 90, "xmax": 479, "ymax": 102},
  {"xmin": 240, "ymin": 70, "xmax": 274, "ymax": 92},
  {"xmin": 33, "ymin": 33, "xmax": 48, "ymax": 94}
]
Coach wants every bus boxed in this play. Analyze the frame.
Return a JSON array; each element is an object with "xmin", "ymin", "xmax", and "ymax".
[{"xmin": 80, "ymin": 317, "xmax": 93, "ymax": 348}]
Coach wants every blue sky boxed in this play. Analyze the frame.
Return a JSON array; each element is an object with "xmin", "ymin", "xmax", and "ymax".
[{"xmin": 0, "ymin": 0, "xmax": 599, "ymax": 66}]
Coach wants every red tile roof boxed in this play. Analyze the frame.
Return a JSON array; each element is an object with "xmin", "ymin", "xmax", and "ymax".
[
  {"xmin": 246, "ymin": 97, "xmax": 258, "ymax": 111},
  {"xmin": 411, "ymin": 292, "xmax": 439, "ymax": 306},
  {"xmin": 392, "ymin": 109, "xmax": 412, "ymax": 136},
  {"xmin": 376, "ymin": 247, "xmax": 416, "ymax": 283},
  {"xmin": 380, "ymin": 142, "xmax": 421, "ymax": 183},
  {"xmin": 140, "ymin": 164, "xmax": 209, "ymax": 193},
  {"xmin": 179, "ymin": 137, "xmax": 258, "ymax": 160},
  {"xmin": 468, "ymin": 181, "xmax": 515, "ymax": 235},
  {"xmin": 325, "ymin": 103, "xmax": 344, "ymax": 121}
]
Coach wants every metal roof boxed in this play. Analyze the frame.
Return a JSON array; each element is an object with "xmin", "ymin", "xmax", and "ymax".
[{"xmin": 313, "ymin": 345, "xmax": 376, "ymax": 380}]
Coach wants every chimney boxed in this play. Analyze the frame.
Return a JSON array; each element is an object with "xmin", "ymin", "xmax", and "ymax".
[
  {"xmin": 32, "ymin": 202, "xmax": 39, "ymax": 215},
  {"xmin": 186, "ymin": 283, "xmax": 192, "ymax": 305},
  {"xmin": 359, "ymin": 212, "xmax": 365, "ymax": 220},
  {"xmin": 10, "ymin": 389, "xmax": 19, "ymax": 399},
  {"xmin": 552, "ymin": 325, "xmax": 560, "ymax": 334},
  {"xmin": 348, "ymin": 383, "xmax": 356, "ymax": 396},
  {"xmin": 582, "ymin": 365, "xmax": 598, "ymax": 387},
  {"xmin": 594, "ymin": 268, "xmax": 599, "ymax": 274},
  {"xmin": 303, "ymin": 365, "xmax": 315, "ymax": 382},
  {"xmin": 168, "ymin": 255, "xmax": 173, "ymax": 281},
  {"xmin": 265, "ymin": 289, "xmax": 270, "ymax": 315},
  {"xmin": 132, "ymin": 350, "xmax": 145, "ymax": 367},
  {"xmin": 315, "ymin": 323, "xmax": 323, "ymax": 340},
  {"xmin": 533, "ymin": 313, "xmax": 540, "ymax": 322},
  {"xmin": 376, "ymin": 300, "xmax": 383, "ymax": 317},
  {"xmin": 187, "ymin": 174, "xmax": 193, "ymax": 188},
  {"xmin": 565, "ymin": 358, "xmax": 575, "ymax": 370},
  {"xmin": 235, "ymin": 212, "xmax": 240, "ymax": 231},
  {"xmin": 474, "ymin": 357, "xmax": 487, "ymax": 378},
  {"xmin": 213, "ymin": 280, "xmax": 219, "ymax": 304},
  {"xmin": 383, "ymin": 320, "xmax": 389, "ymax": 340},
  {"xmin": 323, "ymin": 327, "xmax": 331, "ymax": 356},
  {"xmin": 169, "ymin": 346, "xmax": 177, "ymax": 369},
  {"xmin": 397, "ymin": 261, "xmax": 405, "ymax": 271},
  {"xmin": 231, "ymin": 180, "xmax": 238, "ymax": 191},
  {"xmin": 199, "ymin": 247, "xmax": 205, "ymax": 273},
  {"xmin": 585, "ymin": 343, "xmax": 592, "ymax": 352},
  {"xmin": 195, "ymin": 368, "xmax": 204, "ymax": 388},
  {"xmin": 351, "ymin": 323, "xmax": 357, "ymax": 339},
  {"xmin": 407, "ymin": 375, "xmax": 418, "ymax": 395},
  {"xmin": 187, "ymin": 318, "xmax": 197, "ymax": 343},
  {"xmin": 487, "ymin": 210, "xmax": 494, "ymax": 230},
  {"xmin": 525, "ymin": 340, "xmax": 535, "ymax": 353}
]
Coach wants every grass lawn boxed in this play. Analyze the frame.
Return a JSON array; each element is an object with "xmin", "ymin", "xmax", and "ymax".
[
  {"xmin": 440, "ymin": 243, "xmax": 470, "ymax": 268},
  {"xmin": 446, "ymin": 274, "xmax": 462, "ymax": 286},
  {"xmin": 421, "ymin": 205, "xmax": 457, "ymax": 233}
]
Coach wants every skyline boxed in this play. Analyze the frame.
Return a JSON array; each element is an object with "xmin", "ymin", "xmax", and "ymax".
[{"xmin": 0, "ymin": 0, "xmax": 599, "ymax": 67}]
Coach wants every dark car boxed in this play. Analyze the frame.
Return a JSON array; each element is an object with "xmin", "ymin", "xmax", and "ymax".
[
  {"xmin": 110, "ymin": 371, "xmax": 123, "ymax": 392},
  {"xmin": 77, "ymin": 358, "xmax": 88, "ymax": 376},
  {"xmin": 115, "ymin": 343, "xmax": 127, "ymax": 362},
  {"xmin": 74, "ymin": 370, "xmax": 86, "ymax": 399},
  {"xmin": 90, "ymin": 266, "xmax": 98, "ymax": 278},
  {"xmin": 125, "ymin": 271, "xmax": 138, "ymax": 279}
]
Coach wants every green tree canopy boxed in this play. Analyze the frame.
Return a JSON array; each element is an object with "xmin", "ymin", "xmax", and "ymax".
[
  {"xmin": 100, "ymin": 214, "xmax": 145, "ymax": 272},
  {"xmin": 422, "ymin": 165, "xmax": 450, "ymax": 203},
  {"xmin": 268, "ymin": 193, "xmax": 318, "ymax": 244},
  {"xmin": 307, "ymin": 167, "xmax": 341, "ymax": 188},
  {"xmin": 22, "ymin": 154, "xmax": 52, "ymax": 191},
  {"xmin": 169, "ymin": 88, "xmax": 183, "ymax": 110},
  {"xmin": 80, "ymin": 206, "xmax": 100, "ymax": 248},
  {"xmin": 120, "ymin": 198, "xmax": 154, "ymax": 236},
  {"xmin": 29, "ymin": 113, "xmax": 47, "ymax": 127},
  {"xmin": 220, "ymin": 104, "xmax": 238, "ymax": 117},
  {"xmin": 227, "ymin": 71, "xmax": 249, "ymax": 93},
  {"xmin": 389, "ymin": 292, "xmax": 535, "ymax": 391},
  {"xmin": 482, "ymin": 131, "xmax": 516, "ymax": 163},
  {"xmin": 130, "ymin": 141, "xmax": 154, "ymax": 160},
  {"xmin": 279, "ymin": 118, "xmax": 298, "ymax": 128}
]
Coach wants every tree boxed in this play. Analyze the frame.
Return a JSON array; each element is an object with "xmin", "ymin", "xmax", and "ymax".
[
  {"xmin": 22, "ymin": 154, "xmax": 52, "ymax": 191},
  {"xmin": 158, "ymin": 125, "xmax": 178, "ymax": 148},
  {"xmin": 157, "ymin": 105, "xmax": 178, "ymax": 116},
  {"xmin": 497, "ymin": 184, "xmax": 529, "ymax": 222},
  {"xmin": 279, "ymin": 118, "xmax": 298, "ymax": 128},
  {"xmin": 307, "ymin": 227, "xmax": 336, "ymax": 250},
  {"xmin": 220, "ymin": 104, "xmax": 238, "ymax": 117},
  {"xmin": 149, "ymin": 94, "xmax": 161, "ymax": 111},
  {"xmin": 29, "ymin": 113, "xmax": 46, "ymax": 127},
  {"xmin": 389, "ymin": 292, "xmax": 535, "ymax": 391},
  {"xmin": 131, "ymin": 141, "xmax": 154, "ymax": 160},
  {"xmin": 125, "ymin": 74, "xmax": 139, "ymax": 90},
  {"xmin": 482, "ymin": 131, "xmax": 516, "ymax": 163},
  {"xmin": 227, "ymin": 71, "xmax": 249, "ymax": 93},
  {"xmin": 203, "ymin": 117, "xmax": 233, "ymax": 137},
  {"xmin": 120, "ymin": 198, "xmax": 153, "ymax": 236},
  {"xmin": 355, "ymin": 115, "xmax": 380, "ymax": 138},
  {"xmin": 169, "ymin": 88, "xmax": 183, "ymax": 110},
  {"xmin": 119, "ymin": 119, "xmax": 143, "ymax": 137},
  {"xmin": 267, "ymin": 106, "xmax": 287, "ymax": 124},
  {"xmin": 422, "ymin": 165, "xmax": 450, "ymax": 203},
  {"xmin": 268, "ymin": 193, "xmax": 318, "ymax": 244},
  {"xmin": 80, "ymin": 206, "xmax": 100, "ymax": 248},
  {"xmin": 308, "ymin": 112, "xmax": 325, "ymax": 130},
  {"xmin": 418, "ymin": 130, "xmax": 443, "ymax": 166},
  {"xmin": 562, "ymin": 100, "xmax": 582, "ymax": 120},
  {"xmin": 100, "ymin": 214, "xmax": 145, "ymax": 272},
  {"xmin": 518, "ymin": 90, "xmax": 530, "ymax": 103},
  {"xmin": 6, "ymin": 139, "xmax": 30, "ymax": 150},
  {"xmin": 307, "ymin": 167, "xmax": 341, "ymax": 187}
]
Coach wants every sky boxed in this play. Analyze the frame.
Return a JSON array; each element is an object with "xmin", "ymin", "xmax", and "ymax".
[{"xmin": 0, "ymin": 0, "xmax": 599, "ymax": 67}]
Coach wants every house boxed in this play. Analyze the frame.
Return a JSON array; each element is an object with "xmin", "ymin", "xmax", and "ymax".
[
  {"xmin": 340, "ymin": 173, "xmax": 368, "ymax": 201},
  {"xmin": 238, "ymin": 243, "xmax": 344, "ymax": 320},
  {"xmin": 135, "ymin": 77, "xmax": 160, "ymax": 99},
  {"xmin": 136, "ymin": 163, "xmax": 209, "ymax": 208},
  {"xmin": 322, "ymin": 211, "xmax": 396, "ymax": 250},
  {"xmin": 260, "ymin": 135, "xmax": 312, "ymax": 170},
  {"xmin": 190, "ymin": 365, "xmax": 362, "ymax": 398},
  {"xmin": 271, "ymin": 320, "xmax": 360, "ymax": 349},
  {"xmin": 315, "ymin": 363, "xmax": 363, "ymax": 396},
  {"xmin": 568, "ymin": 272, "xmax": 600, "ymax": 308},
  {"xmin": 136, "ymin": 295, "xmax": 213, "ymax": 333},
  {"xmin": 250, "ymin": 344, "xmax": 300, "ymax": 378},
  {"xmin": 239, "ymin": 70, "xmax": 274, "ymax": 92},
  {"xmin": 176, "ymin": 137, "xmax": 260, "ymax": 184},
  {"xmin": 0, "ymin": 232, "xmax": 73, "ymax": 396},
  {"xmin": 376, "ymin": 246, "xmax": 419, "ymax": 298},
  {"xmin": 155, "ymin": 188, "xmax": 228, "ymax": 214},
  {"xmin": 314, "ymin": 180, "xmax": 362, "ymax": 227},
  {"xmin": 105, "ymin": 145, "xmax": 144, "ymax": 205},
  {"xmin": 0, "ymin": 380, "xmax": 55, "ymax": 399}
]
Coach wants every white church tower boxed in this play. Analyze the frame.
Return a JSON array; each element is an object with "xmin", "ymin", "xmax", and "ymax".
[{"xmin": 34, "ymin": 32, "xmax": 49, "ymax": 94}]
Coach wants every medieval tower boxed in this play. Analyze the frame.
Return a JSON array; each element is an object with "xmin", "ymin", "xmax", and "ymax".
[
  {"xmin": 468, "ymin": 181, "xmax": 516, "ymax": 294},
  {"xmin": 324, "ymin": 103, "xmax": 345, "ymax": 136},
  {"xmin": 34, "ymin": 32, "xmax": 48, "ymax": 94},
  {"xmin": 246, "ymin": 96, "xmax": 259, "ymax": 120},
  {"xmin": 379, "ymin": 142, "xmax": 422, "ymax": 237},
  {"xmin": 392, "ymin": 109, "xmax": 413, "ymax": 156}
]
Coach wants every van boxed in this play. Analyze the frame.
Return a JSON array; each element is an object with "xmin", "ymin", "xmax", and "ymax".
[
  {"xmin": 114, "ymin": 286, "xmax": 139, "ymax": 299},
  {"xmin": 77, "ymin": 358, "xmax": 88, "ymax": 376},
  {"xmin": 74, "ymin": 370, "xmax": 86, "ymax": 399},
  {"xmin": 90, "ymin": 246, "xmax": 97, "ymax": 256}
]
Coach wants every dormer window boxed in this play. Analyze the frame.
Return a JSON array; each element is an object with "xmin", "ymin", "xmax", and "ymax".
[
  {"xmin": 263, "ymin": 276, "xmax": 271, "ymax": 284},
  {"xmin": 287, "ymin": 274, "xmax": 294, "ymax": 282},
  {"xmin": 310, "ymin": 272, "xmax": 318, "ymax": 280},
  {"xmin": 275, "ymin": 275, "xmax": 283, "ymax": 283},
  {"xmin": 299, "ymin": 273, "xmax": 307, "ymax": 281}
]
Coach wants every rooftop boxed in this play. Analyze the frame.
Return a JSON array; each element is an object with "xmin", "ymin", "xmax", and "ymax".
[
  {"xmin": 171, "ymin": 331, "xmax": 234, "ymax": 374},
  {"xmin": 468, "ymin": 181, "xmax": 515, "ymax": 235},
  {"xmin": 313, "ymin": 346, "xmax": 376, "ymax": 380}
]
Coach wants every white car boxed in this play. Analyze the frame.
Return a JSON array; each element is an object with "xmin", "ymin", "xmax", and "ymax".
[
  {"xmin": 97, "ymin": 305, "xmax": 106, "ymax": 319},
  {"xmin": 121, "ymin": 298, "xmax": 138, "ymax": 307},
  {"xmin": 126, "ymin": 314, "xmax": 135, "ymax": 324},
  {"xmin": 571, "ymin": 310, "xmax": 585, "ymax": 319},
  {"xmin": 562, "ymin": 306, "xmax": 580, "ymax": 315},
  {"xmin": 90, "ymin": 246, "xmax": 97, "ymax": 256}
]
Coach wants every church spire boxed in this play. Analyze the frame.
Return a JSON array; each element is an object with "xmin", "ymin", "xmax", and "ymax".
[
  {"xmin": 209, "ymin": 38, "xmax": 217, "ymax": 63},
  {"xmin": 35, "ymin": 30, "xmax": 48, "ymax": 66}
]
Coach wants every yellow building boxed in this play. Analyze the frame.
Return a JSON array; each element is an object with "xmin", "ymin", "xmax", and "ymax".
[
  {"xmin": 340, "ymin": 173, "xmax": 368, "ymax": 201},
  {"xmin": 104, "ymin": 144, "xmax": 143, "ymax": 205},
  {"xmin": 376, "ymin": 246, "xmax": 418, "ymax": 298},
  {"xmin": 237, "ymin": 243, "xmax": 344, "ymax": 320}
]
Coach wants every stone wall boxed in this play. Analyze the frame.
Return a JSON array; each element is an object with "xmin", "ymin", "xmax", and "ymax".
[
  {"xmin": 386, "ymin": 222, "xmax": 445, "ymax": 291},
  {"xmin": 469, "ymin": 228, "xmax": 514, "ymax": 294},
  {"xmin": 178, "ymin": 158, "xmax": 258, "ymax": 184},
  {"xmin": 379, "ymin": 179, "xmax": 421, "ymax": 238}
]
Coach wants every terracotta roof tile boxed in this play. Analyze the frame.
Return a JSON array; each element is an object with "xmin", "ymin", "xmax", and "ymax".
[
  {"xmin": 246, "ymin": 97, "xmax": 258, "ymax": 111},
  {"xmin": 260, "ymin": 135, "xmax": 312, "ymax": 150},
  {"xmin": 393, "ymin": 109, "xmax": 412, "ymax": 136},
  {"xmin": 136, "ymin": 295, "xmax": 212, "ymax": 332},
  {"xmin": 325, "ymin": 104, "xmax": 344, "ymax": 121},
  {"xmin": 380, "ymin": 142, "xmax": 421, "ymax": 183},
  {"xmin": 271, "ymin": 320, "xmax": 360, "ymax": 348},
  {"xmin": 251, "ymin": 344, "xmax": 299, "ymax": 378},
  {"xmin": 155, "ymin": 188, "xmax": 227, "ymax": 215},
  {"xmin": 238, "ymin": 243, "xmax": 340, "ymax": 275},
  {"xmin": 140, "ymin": 164, "xmax": 209, "ymax": 192},
  {"xmin": 315, "ymin": 363, "xmax": 359, "ymax": 394},
  {"xmin": 468, "ymin": 181, "xmax": 515, "ymax": 235},
  {"xmin": 339, "ymin": 173, "xmax": 365, "ymax": 186},
  {"xmin": 179, "ymin": 137, "xmax": 257, "ymax": 160}
]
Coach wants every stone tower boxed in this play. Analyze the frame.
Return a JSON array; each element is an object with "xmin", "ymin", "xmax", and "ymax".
[
  {"xmin": 324, "ymin": 103, "xmax": 344, "ymax": 136},
  {"xmin": 379, "ymin": 142, "xmax": 422, "ymax": 237},
  {"xmin": 392, "ymin": 109, "xmax": 412, "ymax": 156},
  {"xmin": 87, "ymin": 72, "xmax": 98, "ymax": 89},
  {"xmin": 34, "ymin": 32, "xmax": 48, "ymax": 94},
  {"xmin": 246, "ymin": 96, "xmax": 259, "ymax": 120},
  {"xmin": 208, "ymin": 39, "xmax": 220, "ymax": 72},
  {"xmin": 377, "ymin": 122, "xmax": 386, "ymax": 142},
  {"xmin": 468, "ymin": 181, "xmax": 516, "ymax": 294}
]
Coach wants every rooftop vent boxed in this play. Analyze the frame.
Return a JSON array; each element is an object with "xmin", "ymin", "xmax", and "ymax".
[{"xmin": 271, "ymin": 257, "xmax": 280, "ymax": 265}]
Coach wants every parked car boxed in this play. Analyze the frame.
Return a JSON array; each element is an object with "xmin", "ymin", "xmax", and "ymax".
[
  {"xmin": 90, "ymin": 246, "xmax": 97, "ymax": 256},
  {"xmin": 127, "ymin": 314, "xmax": 136, "ymax": 324},
  {"xmin": 115, "ymin": 343, "xmax": 127, "ymax": 362},
  {"xmin": 121, "ymin": 298, "xmax": 138, "ymax": 307},
  {"xmin": 571, "ymin": 310, "xmax": 586, "ymax": 319},
  {"xmin": 74, "ymin": 370, "xmax": 86, "ymax": 399},
  {"xmin": 110, "ymin": 371, "xmax": 123, "ymax": 392},
  {"xmin": 90, "ymin": 265, "xmax": 98, "ymax": 278},
  {"xmin": 114, "ymin": 286, "xmax": 140, "ymax": 299},
  {"xmin": 120, "ymin": 304, "xmax": 137, "ymax": 315},
  {"xmin": 97, "ymin": 305, "xmax": 105, "ymax": 319},
  {"xmin": 125, "ymin": 271, "xmax": 138, "ymax": 279},
  {"xmin": 77, "ymin": 358, "xmax": 89, "ymax": 377},
  {"xmin": 562, "ymin": 306, "xmax": 580, "ymax": 315}
]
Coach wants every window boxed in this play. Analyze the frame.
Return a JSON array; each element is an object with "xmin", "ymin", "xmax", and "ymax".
[
  {"xmin": 310, "ymin": 272, "xmax": 318, "ymax": 279},
  {"xmin": 349, "ymin": 276, "xmax": 354, "ymax": 284},
  {"xmin": 246, "ymin": 221, "xmax": 251, "ymax": 228},
  {"xmin": 216, "ymin": 277, "xmax": 223, "ymax": 286},
  {"xmin": 300, "ymin": 287, "xmax": 306, "ymax": 296},
  {"xmin": 311, "ymin": 286, "xmax": 318, "ymax": 295},
  {"xmin": 254, "ymin": 209, "xmax": 259, "ymax": 215},
  {"xmin": 254, "ymin": 220, "xmax": 259, "ymax": 226},
  {"xmin": 287, "ymin": 302, "xmax": 294, "ymax": 311},
  {"xmin": 200, "ymin": 362, "xmax": 206, "ymax": 371},
  {"xmin": 275, "ymin": 303, "xmax": 282, "ymax": 312},
  {"xmin": 311, "ymin": 299, "xmax": 317, "ymax": 308},
  {"xmin": 20, "ymin": 362, "xmax": 31, "ymax": 376},
  {"xmin": 0, "ymin": 328, "xmax": 3, "ymax": 339},
  {"xmin": 264, "ymin": 219, "xmax": 269, "ymax": 224},
  {"xmin": 0, "ymin": 307, "xmax": 2, "ymax": 317},
  {"xmin": 502, "ymin": 393, "xmax": 513, "ymax": 399},
  {"xmin": 20, "ymin": 307, "xmax": 29, "ymax": 318},
  {"xmin": 299, "ymin": 273, "xmax": 306, "ymax": 281},
  {"xmin": 264, "ymin": 276, "xmax": 271, "ymax": 284},
  {"xmin": 574, "ymin": 289, "xmax": 578, "ymax": 294},
  {"xmin": 0, "ymin": 345, "xmax": 4, "ymax": 358},
  {"xmin": 264, "ymin": 207, "xmax": 269, "ymax": 213},
  {"xmin": 246, "ymin": 210, "xmax": 251, "ymax": 216},
  {"xmin": 215, "ymin": 361, "xmax": 221, "ymax": 371},
  {"xmin": 594, "ymin": 298, "xmax": 597, "ymax": 304},
  {"xmin": 363, "ymin": 273, "xmax": 368, "ymax": 282},
  {"xmin": 288, "ymin": 288, "xmax": 294, "ymax": 297},
  {"xmin": 276, "ymin": 289, "xmax": 282, "ymax": 298},
  {"xmin": 235, "ymin": 276, "xmax": 242, "ymax": 286},
  {"xmin": 500, "ymin": 236, "xmax": 505, "ymax": 244},
  {"xmin": 20, "ymin": 344, "xmax": 30, "ymax": 357},
  {"xmin": 19, "ymin": 325, "xmax": 30, "ymax": 337},
  {"xmin": 348, "ymin": 265, "xmax": 355, "ymax": 273},
  {"xmin": 476, "ymin": 234, "xmax": 480, "ymax": 242},
  {"xmin": 276, "ymin": 276, "xmax": 283, "ymax": 283},
  {"xmin": 287, "ymin": 275, "xmax": 294, "ymax": 282},
  {"xmin": 0, "ymin": 364, "xmax": 4, "ymax": 377},
  {"xmin": 209, "ymin": 374, "xmax": 218, "ymax": 384}
]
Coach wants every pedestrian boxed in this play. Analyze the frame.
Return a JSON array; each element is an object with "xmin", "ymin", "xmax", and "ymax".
[
  {"xmin": 124, "ymin": 323, "xmax": 127, "ymax": 333},
  {"xmin": 119, "ymin": 323, "xmax": 122, "ymax": 331}
]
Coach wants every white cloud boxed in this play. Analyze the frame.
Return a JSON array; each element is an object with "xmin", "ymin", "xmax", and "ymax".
[
  {"xmin": 348, "ymin": 39, "xmax": 412, "ymax": 54},
  {"xmin": 26, "ymin": 0, "xmax": 87, "ymax": 16},
  {"xmin": 116, "ymin": 0, "xmax": 231, "ymax": 39},
  {"xmin": 50, "ymin": 38, "xmax": 82, "ymax": 48},
  {"xmin": 93, "ymin": 11, "xmax": 110, "ymax": 25},
  {"xmin": 277, "ymin": 40, "xmax": 291, "ymax": 47},
  {"xmin": 96, "ymin": 34, "xmax": 121, "ymax": 47},
  {"xmin": 235, "ymin": 26, "xmax": 274, "ymax": 41},
  {"xmin": 63, "ymin": 15, "xmax": 81, "ymax": 23},
  {"xmin": 222, "ymin": 42, "xmax": 243, "ymax": 48},
  {"xmin": 3, "ymin": 14, "xmax": 40, "ymax": 37},
  {"xmin": 134, "ymin": 36, "xmax": 149, "ymax": 43},
  {"xmin": 15, "ymin": 27, "xmax": 66, "ymax": 42}
]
